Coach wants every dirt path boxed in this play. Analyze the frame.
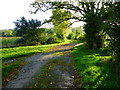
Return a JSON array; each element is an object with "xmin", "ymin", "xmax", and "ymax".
[{"xmin": 5, "ymin": 42, "xmax": 78, "ymax": 88}]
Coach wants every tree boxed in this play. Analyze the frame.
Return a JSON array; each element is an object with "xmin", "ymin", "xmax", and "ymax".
[
  {"xmin": 14, "ymin": 17, "xmax": 48, "ymax": 45},
  {"xmin": 52, "ymin": 9, "xmax": 72, "ymax": 40},
  {"xmin": 14, "ymin": 16, "xmax": 41, "ymax": 36},
  {"xmin": 104, "ymin": 2, "xmax": 120, "ymax": 63},
  {"xmin": 31, "ymin": 0, "xmax": 106, "ymax": 49}
]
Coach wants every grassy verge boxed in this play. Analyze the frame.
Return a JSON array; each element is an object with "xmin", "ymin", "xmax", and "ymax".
[
  {"xmin": 2, "ymin": 56, "xmax": 28, "ymax": 86},
  {"xmin": 1, "ymin": 40, "xmax": 74, "ymax": 61},
  {"xmin": 72, "ymin": 43, "xmax": 120, "ymax": 88}
]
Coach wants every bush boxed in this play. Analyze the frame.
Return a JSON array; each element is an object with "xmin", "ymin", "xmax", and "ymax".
[
  {"xmin": 16, "ymin": 28, "xmax": 48, "ymax": 45},
  {"xmin": 0, "ymin": 30, "xmax": 14, "ymax": 37},
  {"xmin": 1, "ymin": 37, "xmax": 21, "ymax": 48},
  {"xmin": 46, "ymin": 37, "xmax": 58, "ymax": 44},
  {"xmin": 67, "ymin": 33, "xmax": 75, "ymax": 40},
  {"xmin": 78, "ymin": 35, "xmax": 85, "ymax": 41}
]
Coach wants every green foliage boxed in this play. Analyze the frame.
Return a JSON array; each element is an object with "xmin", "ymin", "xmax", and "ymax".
[
  {"xmin": 104, "ymin": 2, "xmax": 120, "ymax": 63},
  {"xmin": 14, "ymin": 16, "xmax": 41, "ymax": 36},
  {"xmin": 67, "ymin": 33, "xmax": 75, "ymax": 40},
  {"xmin": 0, "ymin": 30, "xmax": 14, "ymax": 37},
  {"xmin": 72, "ymin": 43, "xmax": 120, "ymax": 88},
  {"xmin": 67, "ymin": 27, "xmax": 85, "ymax": 41},
  {"xmin": 83, "ymin": 10, "xmax": 105, "ymax": 49},
  {"xmin": 14, "ymin": 17, "xmax": 49, "ymax": 45},
  {"xmin": 1, "ymin": 37, "xmax": 21, "ymax": 48},
  {"xmin": 46, "ymin": 37, "xmax": 59, "ymax": 44},
  {"xmin": 16, "ymin": 28, "xmax": 48, "ymax": 45},
  {"xmin": 52, "ymin": 9, "xmax": 72, "ymax": 40}
]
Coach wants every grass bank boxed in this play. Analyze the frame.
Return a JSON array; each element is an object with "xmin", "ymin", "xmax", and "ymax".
[{"xmin": 72, "ymin": 43, "xmax": 120, "ymax": 88}]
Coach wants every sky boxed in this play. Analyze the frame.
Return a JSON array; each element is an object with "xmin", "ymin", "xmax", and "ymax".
[{"xmin": 0, "ymin": 0, "xmax": 84, "ymax": 30}]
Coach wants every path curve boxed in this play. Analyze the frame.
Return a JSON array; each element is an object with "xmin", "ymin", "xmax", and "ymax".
[{"xmin": 5, "ymin": 42, "xmax": 78, "ymax": 88}]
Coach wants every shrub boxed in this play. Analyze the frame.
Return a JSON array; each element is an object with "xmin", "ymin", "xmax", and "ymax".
[
  {"xmin": 46, "ymin": 37, "xmax": 58, "ymax": 44},
  {"xmin": 16, "ymin": 28, "xmax": 48, "ymax": 45}
]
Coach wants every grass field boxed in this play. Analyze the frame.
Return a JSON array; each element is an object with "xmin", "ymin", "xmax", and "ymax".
[
  {"xmin": 72, "ymin": 43, "xmax": 120, "ymax": 88},
  {"xmin": 1, "ymin": 37, "xmax": 21, "ymax": 48}
]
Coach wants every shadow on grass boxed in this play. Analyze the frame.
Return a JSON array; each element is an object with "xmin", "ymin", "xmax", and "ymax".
[{"xmin": 72, "ymin": 44, "xmax": 120, "ymax": 88}]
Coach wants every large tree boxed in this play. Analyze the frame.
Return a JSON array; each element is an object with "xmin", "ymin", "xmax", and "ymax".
[
  {"xmin": 31, "ymin": 0, "xmax": 106, "ymax": 49},
  {"xmin": 104, "ymin": 1, "xmax": 120, "ymax": 63}
]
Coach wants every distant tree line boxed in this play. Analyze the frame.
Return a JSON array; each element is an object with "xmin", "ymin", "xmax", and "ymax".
[{"xmin": 0, "ymin": 30, "xmax": 16, "ymax": 37}]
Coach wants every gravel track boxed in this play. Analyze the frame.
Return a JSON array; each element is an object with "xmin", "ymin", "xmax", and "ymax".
[{"xmin": 5, "ymin": 42, "xmax": 78, "ymax": 88}]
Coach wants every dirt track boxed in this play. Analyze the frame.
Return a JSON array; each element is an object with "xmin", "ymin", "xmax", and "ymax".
[{"xmin": 5, "ymin": 42, "xmax": 78, "ymax": 88}]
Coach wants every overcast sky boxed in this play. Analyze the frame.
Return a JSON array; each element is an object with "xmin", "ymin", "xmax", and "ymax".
[{"xmin": 0, "ymin": 0, "xmax": 84, "ymax": 30}]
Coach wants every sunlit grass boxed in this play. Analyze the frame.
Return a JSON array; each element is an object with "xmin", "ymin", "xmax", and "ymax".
[
  {"xmin": 2, "ymin": 56, "xmax": 27, "ymax": 86},
  {"xmin": 72, "ymin": 44, "xmax": 120, "ymax": 88},
  {"xmin": 1, "ymin": 40, "xmax": 73, "ymax": 61}
]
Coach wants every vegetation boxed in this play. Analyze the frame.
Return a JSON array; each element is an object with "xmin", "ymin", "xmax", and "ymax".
[
  {"xmin": 14, "ymin": 16, "xmax": 41, "ymax": 36},
  {"xmin": 14, "ymin": 17, "xmax": 47, "ymax": 45},
  {"xmin": 30, "ymin": 0, "xmax": 120, "ymax": 88},
  {"xmin": 1, "ymin": 37, "xmax": 21, "ymax": 48},
  {"xmin": 2, "ymin": 56, "xmax": 27, "ymax": 86},
  {"xmin": 0, "ymin": 30, "xmax": 15, "ymax": 37},
  {"xmin": 52, "ymin": 9, "xmax": 72, "ymax": 40},
  {"xmin": 1, "ymin": 40, "xmax": 72, "ymax": 61},
  {"xmin": 72, "ymin": 43, "xmax": 120, "ymax": 88},
  {"xmin": 1, "ymin": 0, "xmax": 120, "ymax": 88},
  {"xmin": 2, "ymin": 40, "xmax": 73, "ymax": 86},
  {"xmin": 104, "ymin": 2, "xmax": 120, "ymax": 64},
  {"xmin": 67, "ymin": 26, "xmax": 85, "ymax": 40}
]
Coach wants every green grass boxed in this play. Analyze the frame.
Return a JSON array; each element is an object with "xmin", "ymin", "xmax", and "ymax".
[
  {"xmin": 1, "ymin": 40, "xmax": 73, "ymax": 61},
  {"xmin": 1, "ymin": 37, "xmax": 21, "ymax": 48},
  {"xmin": 2, "ymin": 56, "xmax": 27, "ymax": 86},
  {"xmin": 72, "ymin": 43, "xmax": 120, "ymax": 88}
]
